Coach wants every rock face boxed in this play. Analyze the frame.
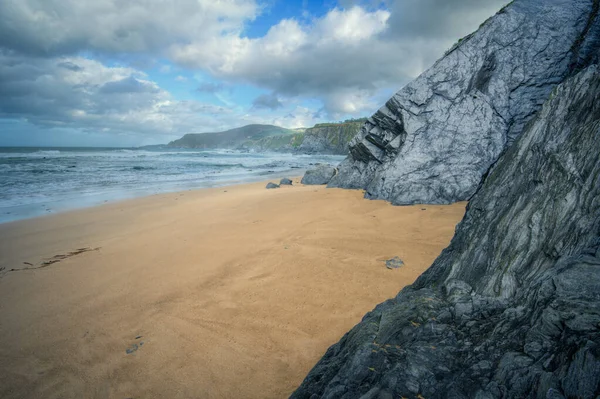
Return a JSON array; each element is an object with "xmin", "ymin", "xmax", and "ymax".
[
  {"xmin": 292, "ymin": 65, "xmax": 600, "ymax": 399},
  {"xmin": 301, "ymin": 165, "xmax": 337, "ymax": 185},
  {"xmin": 329, "ymin": 0, "xmax": 600, "ymax": 205},
  {"xmin": 297, "ymin": 121, "xmax": 365, "ymax": 155}
]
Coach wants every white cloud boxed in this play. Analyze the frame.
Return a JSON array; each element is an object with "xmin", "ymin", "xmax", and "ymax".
[
  {"xmin": 169, "ymin": 2, "xmax": 506, "ymax": 115},
  {"xmin": 169, "ymin": 6, "xmax": 398, "ymax": 115},
  {"xmin": 0, "ymin": 52, "xmax": 235, "ymax": 136},
  {"xmin": 0, "ymin": 0, "xmax": 259, "ymax": 56}
]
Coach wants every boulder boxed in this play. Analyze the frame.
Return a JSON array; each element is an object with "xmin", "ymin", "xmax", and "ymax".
[
  {"xmin": 301, "ymin": 165, "xmax": 336, "ymax": 185},
  {"xmin": 280, "ymin": 177, "xmax": 293, "ymax": 185},
  {"xmin": 265, "ymin": 182, "xmax": 279, "ymax": 189}
]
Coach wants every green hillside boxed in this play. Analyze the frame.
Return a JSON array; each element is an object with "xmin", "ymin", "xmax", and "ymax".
[{"xmin": 167, "ymin": 124, "xmax": 295, "ymax": 149}]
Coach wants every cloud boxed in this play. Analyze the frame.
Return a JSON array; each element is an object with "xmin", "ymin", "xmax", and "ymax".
[
  {"xmin": 170, "ymin": 2, "xmax": 507, "ymax": 115},
  {"xmin": 0, "ymin": 52, "xmax": 235, "ymax": 137},
  {"xmin": 386, "ymin": 0, "xmax": 506, "ymax": 39},
  {"xmin": 252, "ymin": 93, "xmax": 283, "ymax": 110},
  {"xmin": 0, "ymin": 0, "xmax": 259, "ymax": 57}
]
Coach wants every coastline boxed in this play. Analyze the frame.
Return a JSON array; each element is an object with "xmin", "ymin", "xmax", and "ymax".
[
  {"xmin": 0, "ymin": 178, "xmax": 466, "ymax": 398},
  {"xmin": 0, "ymin": 146, "xmax": 346, "ymax": 224},
  {"xmin": 0, "ymin": 169, "xmax": 307, "ymax": 225}
]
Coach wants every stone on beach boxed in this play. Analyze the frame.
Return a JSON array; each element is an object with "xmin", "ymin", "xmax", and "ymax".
[
  {"xmin": 301, "ymin": 165, "xmax": 337, "ymax": 185},
  {"xmin": 385, "ymin": 256, "xmax": 404, "ymax": 269}
]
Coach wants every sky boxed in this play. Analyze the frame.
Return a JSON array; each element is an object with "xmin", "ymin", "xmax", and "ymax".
[{"xmin": 0, "ymin": 0, "xmax": 507, "ymax": 147}]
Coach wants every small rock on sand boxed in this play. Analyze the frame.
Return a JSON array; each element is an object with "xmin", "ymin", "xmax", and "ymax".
[
  {"xmin": 280, "ymin": 178, "xmax": 293, "ymax": 185},
  {"xmin": 266, "ymin": 182, "xmax": 280, "ymax": 189},
  {"xmin": 385, "ymin": 256, "xmax": 404, "ymax": 269}
]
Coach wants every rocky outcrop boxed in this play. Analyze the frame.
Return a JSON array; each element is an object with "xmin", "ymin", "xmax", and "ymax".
[
  {"xmin": 292, "ymin": 65, "xmax": 600, "ymax": 399},
  {"xmin": 301, "ymin": 165, "xmax": 337, "ymax": 185},
  {"xmin": 329, "ymin": 0, "xmax": 600, "ymax": 205},
  {"xmin": 297, "ymin": 121, "xmax": 365, "ymax": 155}
]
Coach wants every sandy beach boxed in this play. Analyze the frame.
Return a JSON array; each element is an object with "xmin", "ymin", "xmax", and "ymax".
[{"xmin": 0, "ymin": 179, "xmax": 466, "ymax": 399}]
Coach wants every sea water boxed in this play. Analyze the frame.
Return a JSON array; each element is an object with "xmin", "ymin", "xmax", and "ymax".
[{"xmin": 0, "ymin": 147, "xmax": 345, "ymax": 223}]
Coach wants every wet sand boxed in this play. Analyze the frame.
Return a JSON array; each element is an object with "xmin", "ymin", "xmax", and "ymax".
[{"xmin": 0, "ymin": 178, "xmax": 466, "ymax": 398}]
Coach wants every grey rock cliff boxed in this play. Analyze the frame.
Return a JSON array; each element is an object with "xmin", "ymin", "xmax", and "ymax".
[
  {"xmin": 329, "ymin": 0, "xmax": 600, "ymax": 205},
  {"xmin": 292, "ymin": 65, "xmax": 600, "ymax": 399}
]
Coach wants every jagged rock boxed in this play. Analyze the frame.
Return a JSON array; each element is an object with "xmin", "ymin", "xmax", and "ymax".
[
  {"xmin": 280, "ymin": 178, "xmax": 293, "ymax": 185},
  {"xmin": 265, "ymin": 182, "xmax": 279, "ymax": 189},
  {"xmin": 301, "ymin": 165, "xmax": 337, "ymax": 185},
  {"xmin": 291, "ymin": 65, "xmax": 600, "ymax": 399},
  {"xmin": 328, "ymin": 0, "xmax": 600, "ymax": 205}
]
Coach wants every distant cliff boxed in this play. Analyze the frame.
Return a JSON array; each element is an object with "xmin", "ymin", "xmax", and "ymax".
[
  {"xmin": 169, "ymin": 120, "xmax": 364, "ymax": 154},
  {"xmin": 296, "ymin": 120, "xmax": 365, "ymax": 155},
  {"xmin": 167, "ymin": 124, "xmax": 294, "ymax": 149}
]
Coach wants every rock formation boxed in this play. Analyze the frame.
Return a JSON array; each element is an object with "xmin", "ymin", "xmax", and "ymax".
[
  {"xmin": 329, "ymin": 0, "xmax": 600, "ymax": 205},
  {"xmin": 292, "ymin": 63, "xmax": 600, "ymax": 399}
]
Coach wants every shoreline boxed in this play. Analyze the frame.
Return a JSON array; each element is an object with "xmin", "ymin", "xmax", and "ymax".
[
  {"xmin": 0, "ymin": 169, "xmax": 312, "ymax": 225},
  {"xmin": 0, "ymin": 178, "xmax": 466, "ymax": 398}
]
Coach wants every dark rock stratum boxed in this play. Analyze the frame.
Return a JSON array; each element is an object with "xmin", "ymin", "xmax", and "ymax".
[
  {"xmin": 292, "ymin": 61, "xmax": 600, "ymax": 399},
  {"xmin": 292, "ymin": 0, "xmax": 600, "ymax": 395}
]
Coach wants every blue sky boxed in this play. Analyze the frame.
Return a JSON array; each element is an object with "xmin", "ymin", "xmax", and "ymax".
[{"xmin": 0, "ymin": 0, "xmax": 507, "ymax": 146}]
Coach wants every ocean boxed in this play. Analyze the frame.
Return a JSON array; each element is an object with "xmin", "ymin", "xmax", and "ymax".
[{"xmin": 0, "ymin": 147, "xmax": 345, "ymax": 224}]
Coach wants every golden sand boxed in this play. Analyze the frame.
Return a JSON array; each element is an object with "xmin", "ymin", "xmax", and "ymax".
[{"xmin": 0, "ymin": 179, "xmax": 466, "ymax": 398}]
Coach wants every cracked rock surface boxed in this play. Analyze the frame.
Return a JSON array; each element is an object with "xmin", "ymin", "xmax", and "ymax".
[
  {"xmin": 329, "ymin": 0, "xmax": 600, "ymax": 205},
  {"xmin": 292, "ymin": 65, "xmax": 600, "ymax": 399}
]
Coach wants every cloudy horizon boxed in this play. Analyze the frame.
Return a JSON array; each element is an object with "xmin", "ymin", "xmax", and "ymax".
[{"xmin": 0, "ymin": 0, "xmax": 507, "ymax": 147}]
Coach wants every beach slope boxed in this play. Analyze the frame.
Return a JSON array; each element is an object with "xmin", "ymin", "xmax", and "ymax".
[{"xmin": 0, "ymin": 179, "xmax": 465, "ymax": 398}]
